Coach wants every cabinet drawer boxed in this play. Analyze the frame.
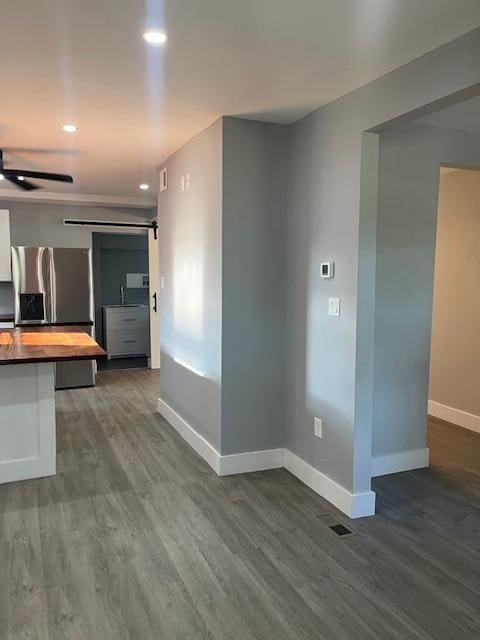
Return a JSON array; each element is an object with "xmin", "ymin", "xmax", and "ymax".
[
  {"xmin": 104, "ymin": 308, "xmax": 147, "ymax": 329},
  {"xmin": 106, "ymin": 331, "xmax": 148, "ymax": 356}
]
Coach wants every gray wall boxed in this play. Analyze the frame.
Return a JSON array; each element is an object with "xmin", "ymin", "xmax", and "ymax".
[
  {"xmin": 158, "ymin": 120, "xmax": 223, "ymax": 450},
  {"xmin": 221, "ymin": 118, "xmax": 287, "ymax": 454},
  {"xmin": 373, "ymin": 125, "xmax": 480, "ymax": 458},
  {"xmin": 285, "ymin": 28, "xmax": 480, "ymax": 494},
  {"xmin": 429, "ymin": 170, "xmax": 480, "ymax": 418},
  {"xmin": 0, "ymin": 198, "xmax": 153, "ymax": 320},
  {"xmin": 92, "ymin": 233, "xmax": 149, "ymax": 346},
  {"xmin": 158, "ymin": 117, "xmax": 288, "ymax": 455},
  {"xmin": 4, "ymin": 200, "xmax": 153, "ymax": 247}
]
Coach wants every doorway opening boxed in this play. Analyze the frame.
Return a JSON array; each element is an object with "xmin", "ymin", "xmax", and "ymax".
[
  {"xmin": 92, "ymin": 232, "xmax": 150, "ymax": 372},
  {"xmin": 365, "ymin": 92, "xmax": 480, "ymax": 507},
  {"xmin": 427, "ymin": 166, "xmax": 480, "ymax": 477}
]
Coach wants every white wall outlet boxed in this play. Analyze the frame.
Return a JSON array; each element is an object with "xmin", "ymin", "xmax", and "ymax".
[
  {"xmin": 185, "ymin": 173, "xmax": 190, "ymax": 190},
  {"xmin": 328, "ymin": 297, "xmax": 341, "ymax": 317},
  {"xmin": 314, "ymin": 417, "xmax": 323, "ymax": 438},
  {"xmin": 181, "ymin": 176, "xmax": 185, "ymax": 191},
  {"xmin": 160, "ymin": 276, "xmax": 165, "ymax": 290},
  {"xmin": 320, "ymin": 262, "xmax": 334, "ymax": 279}
]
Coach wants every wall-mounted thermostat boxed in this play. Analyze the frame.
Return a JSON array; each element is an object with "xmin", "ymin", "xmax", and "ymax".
[{"xmin": 320, "ymin": 262, "xmax": 334, "ymax": 279}]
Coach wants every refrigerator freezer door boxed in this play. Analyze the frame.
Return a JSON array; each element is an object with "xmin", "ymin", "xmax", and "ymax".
[
  {"xmin": 11, "ymin": 247, "xmax": 51, "ymax": 324},
  {"xmin": 49, "ymin": 248, "xmax": 94, "ymax": 324}
]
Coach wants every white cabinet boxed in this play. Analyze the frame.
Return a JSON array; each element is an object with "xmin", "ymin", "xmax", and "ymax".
[
  {"xmin": 103, "ymin": 306, "xmax": 149, "ymax": 358},
  {"xmin": 0, "ymin": 209, "xmax": 11, "ymax": 281}
]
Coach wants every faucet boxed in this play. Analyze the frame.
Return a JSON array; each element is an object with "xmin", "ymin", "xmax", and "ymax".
[{"xmin": 120, "ymin": 285, "xmax": 126, "ymax": 305}]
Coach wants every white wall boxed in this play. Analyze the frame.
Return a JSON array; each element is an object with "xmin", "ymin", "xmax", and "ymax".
[{"xmin": 429, "ymin": 169, "xmax": 480, "ymax": 420}]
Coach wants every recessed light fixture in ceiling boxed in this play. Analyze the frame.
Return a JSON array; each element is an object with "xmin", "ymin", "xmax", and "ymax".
[
  {"xmin": 139, "ymin": 183, "xmax": 149, "ymax": 190},
  {"xmin": 18, "ymin": 176, "xmax": 25, "ymax": 181},
  {"xmin": 143, "ymin": 30, "xmax": 168, "ymax": 45},
  {"xmin": 62, "ymin": 124, "xmax": 78, "ymax": 133}
]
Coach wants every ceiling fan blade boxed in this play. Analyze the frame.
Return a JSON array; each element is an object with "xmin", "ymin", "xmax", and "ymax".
[
  {"xmin": 5, "ymin": 175, "xmax": 40, "ymax": 191},
  {"xmin": 3, "ymin": 169, "xmax": 73, "ymax": 183}
]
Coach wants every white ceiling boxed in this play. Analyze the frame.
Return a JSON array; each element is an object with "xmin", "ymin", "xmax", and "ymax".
[
  {"xmin": 1, "ymin": 0, "xmax": 479, "ymax": 203},
  {"xmin": 416, "ymin": 95, "xmax": 480, "ymax": 133}
]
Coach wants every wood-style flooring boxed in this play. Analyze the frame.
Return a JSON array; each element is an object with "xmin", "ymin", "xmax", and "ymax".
[{"xmin": 0, "ymin": 369, "xmax": 479, "ymax": 639}]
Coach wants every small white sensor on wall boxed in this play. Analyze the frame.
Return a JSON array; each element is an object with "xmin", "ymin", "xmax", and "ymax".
[
  {"xmin": 320, "ymin": 262, "xmax": 334, "ymax": 279},
  {"xmin": 160, "ymin": 167, "xmax": 168, "ymax": 192}
]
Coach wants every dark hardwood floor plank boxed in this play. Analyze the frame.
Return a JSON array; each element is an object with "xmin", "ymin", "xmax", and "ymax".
[{"xmin": 0, "ymin": 369, "xmax": 479, "ymax": 639}]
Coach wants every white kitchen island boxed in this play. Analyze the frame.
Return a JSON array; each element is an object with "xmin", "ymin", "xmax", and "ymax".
[{"xmin": 0, "ymin": 326, "xmax": 105, "ymax": 484}]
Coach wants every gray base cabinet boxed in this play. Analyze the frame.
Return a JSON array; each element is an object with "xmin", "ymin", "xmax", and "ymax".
[{"xmin": 103, "ymin": 306, "xmax": 149, "ymax": 359}]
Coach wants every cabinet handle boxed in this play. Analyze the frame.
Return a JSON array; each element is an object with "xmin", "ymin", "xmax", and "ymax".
[
  {"xmin": 153, "ymin": 292, "xmax": 157, "ymax": 313},
  {"xmin": 122, "ymin": 339, "xmax": 137, "ymax": 343}
]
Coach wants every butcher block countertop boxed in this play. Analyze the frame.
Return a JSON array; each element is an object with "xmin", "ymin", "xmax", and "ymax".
[{"xmin": 0, "ymin": 326, "xmax": 106, "ymax": 365}]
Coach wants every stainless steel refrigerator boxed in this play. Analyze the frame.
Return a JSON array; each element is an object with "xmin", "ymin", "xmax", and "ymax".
[{"xmin": 11, "ymin": 246, "xmax": 96, "ymax": 389}]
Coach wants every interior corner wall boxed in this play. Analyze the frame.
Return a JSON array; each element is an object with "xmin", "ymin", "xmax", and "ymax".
[
  {"xmin": 158, "ymin": 119, "xmax": 223, "ymax": 451},
  {"xmin": 221, "ymin": 117, "xmax": 287, "ymax": 455},
  {"xmin": 372, "ymin": 124, "xmax": 480, "ymax": 460},
  {"xmin": 429, "ymin": 169, "xmax": 480, "ymax": 419}
]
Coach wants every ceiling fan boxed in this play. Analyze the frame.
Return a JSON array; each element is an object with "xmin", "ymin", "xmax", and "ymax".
[{"xmin": 0, "ymin": 149, "xmax": 73, "ymax": 191}]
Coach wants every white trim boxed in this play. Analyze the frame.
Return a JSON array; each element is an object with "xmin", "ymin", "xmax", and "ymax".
[
  {"xmin": 371, "ymin": 448, "xmax": 430, "ymax": 477},
  {"xmin": 0, "ymin": 363, "xmax": 56, "ymax": 484},
  {"xmin": 0, "ymin": 188, "xmax": 155, "ymax": 209},
  {"xmin": 428, "ymin": 400, "xmax": 480, "ymax": 434},
  {"xmin": 157, "ymin": 398, "xmax": 376, "ymax": 519},
  {"xmin": 157, "ymin": 398, "xmax": 221, "ymax": 474},
  {"xmin": 220, "ymin": 449, "xmax": 284, "ymax": 475},
  {"xmin": 157, "ymin": 398, "xmax": 284, "ymax": 476},
  {"xmin": 283, "ymin": 450, "xmax": 376, "ymax": 519},
  {"xmin": 0, "ymin": 455, "xmax": 56, "ymax": 484}
]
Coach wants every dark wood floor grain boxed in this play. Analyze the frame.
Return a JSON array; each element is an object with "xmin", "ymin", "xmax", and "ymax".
[{"xmin": 1, "ymin": 370, "xmax": 479, "ymax": 639}]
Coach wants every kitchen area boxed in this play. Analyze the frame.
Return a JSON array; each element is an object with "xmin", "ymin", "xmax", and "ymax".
[{"xmin": 0, "ymin": 204, "xmax": 156, "ymax": 486}]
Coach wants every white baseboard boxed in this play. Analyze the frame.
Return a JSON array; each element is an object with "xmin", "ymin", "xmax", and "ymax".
[
  {"xmin": 219, "ymin": 448, "xmax": 284, "ymax": 475},
  {"xmin": 157, "ymin": 398, "xmax": 375, "ymax": 519},
  {"xmin": 157, "ymin": 398, "xmax": 221, "ymax": 474},
  {"xmin": 157, "ymin": 398, "xmax": 283, "ymax": 476},
  {"xmin": 283, "ymin": 450, "xmax": 376, "ymax": 519},
  {"xmin": 0, "ymin": 456, "xmax": 56, "ymax": 485},
  {"xmin": 428, "ymin": 400, "xmax": 480, "ymax": 434},
  {"xmin": 371, "ymin": 448, "xmax": 430, "ymax": 477}
]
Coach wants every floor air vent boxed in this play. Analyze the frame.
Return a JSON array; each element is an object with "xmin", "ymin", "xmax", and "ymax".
[
  {"xmin": 329, "ymin": 523, "xmax": 353, "ymax": 536},
  {"xmin": 315, "ymin": 513, "xmax": 356, "ymax": 538}
]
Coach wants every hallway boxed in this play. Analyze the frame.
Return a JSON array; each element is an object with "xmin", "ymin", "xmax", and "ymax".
[{"xmin": 0, "ymin": 370, "xmax": 478, "ymax": 639}]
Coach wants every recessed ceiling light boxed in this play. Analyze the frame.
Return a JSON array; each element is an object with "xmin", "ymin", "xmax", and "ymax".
[
  {"xmin": 62, "ymin": 124, "xmax": 78, "ymax": 133},
  {"xmin": 139, "ymin": 183, "xmax": 149, "ymax": 190},
  {"xmin": 18, "ymin": 176, "xmax": 25, "ymax": 181},
  {"xmin": 143, "ymin": 30, "xmax": 168, "ymax": 45}
]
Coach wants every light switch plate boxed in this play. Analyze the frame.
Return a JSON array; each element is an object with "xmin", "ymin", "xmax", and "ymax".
[
  {"xmin": 314, "ymin": 417, "xmax": 323, "ymax": 438},
  {"xmin": 328, "ymin": 297, "xmax": 341, "ymax": 317}
]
